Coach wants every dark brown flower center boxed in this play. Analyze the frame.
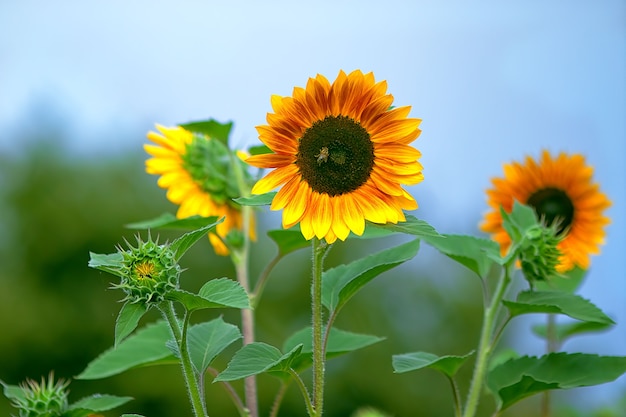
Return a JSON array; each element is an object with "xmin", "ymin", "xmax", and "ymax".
[
  {"xmin": 296, "ymin": 115, "xmax": 374, "ymax": 196},
  {"xmin": 526, "ymin": 187, "xmax": 574, "ymax": 234}
]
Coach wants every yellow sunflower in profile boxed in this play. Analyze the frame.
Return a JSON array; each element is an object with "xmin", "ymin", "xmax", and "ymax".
[
  {"xmin": 145, "ymin": 125, "xmax": 256, "ymax": 256},
  {"xmin": 246, "ymin": 70, "xmax": 423, "ymax": 243},
  {"xmin": 481, "ymin": 150, "xmax": 611, "ymax": 272}
]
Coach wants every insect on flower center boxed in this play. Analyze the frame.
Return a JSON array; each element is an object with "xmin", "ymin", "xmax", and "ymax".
[
  {"xmin": 296, "ymin": 115, "xmax": 374, "ymax": 196},
  {"xmin": 527, "ymin": 187, "xmax": 575, "ymax": 235}
]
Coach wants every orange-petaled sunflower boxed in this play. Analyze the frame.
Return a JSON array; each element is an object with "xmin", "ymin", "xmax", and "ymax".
[
  {"xmin": 145, "ymin": 125, "xmax": 256, "ymax": 256},
  {"xmin": 481, "ymin": 150, "xmax": 611, "ymax": 272},
  {"xmin": 246, "ymin": 70, "xmax": 423, "ymax": 243}
]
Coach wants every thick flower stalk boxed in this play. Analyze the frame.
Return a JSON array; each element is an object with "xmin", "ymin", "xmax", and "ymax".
[
  {"xmin": 247, "ymin": 69, "xmax": 423, "ymax": 242},
  {"xmin": 481, "ymin": 150, "xmax": 611, "ymax": 272},
  {"xmin": 145, "ymin": 125, "xmax": 256, "ymax": 255}
]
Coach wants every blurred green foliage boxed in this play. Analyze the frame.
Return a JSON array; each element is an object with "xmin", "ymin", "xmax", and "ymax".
[{"xmin": 1, "ymin": 123, "xmax": 622, "ymax": 417}]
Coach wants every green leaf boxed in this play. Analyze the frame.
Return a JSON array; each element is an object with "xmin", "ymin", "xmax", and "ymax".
[
  {"xmin": 534, "ymin": 266, "xmax": 586, "ymax": 293},
  {"xmin": 322, "ymin": 239, "xmax": 420, "ymax": 312},
  {"xmin": 214, "ymin": 342, "xmax": 303, "ymax": 382},
  {"xmin": 233, "ymin": 192, "xmax": 277, "ymax": 206},
  {"xmin": 187, "ymin": 318, "xmax": 242, "ymax": 374},
  {"xmin": 424, "ymin": 234, "xmax": 501, "ymax": 278},
  {"xmin": 248, "ymin": 145, "xmax": 272, "ymax": 155},
  {"xmin": 501, "ymin": 201, "xmax": 538, "ymax": 242},
  {"xmin": 198, "ymin": 278, "xmax": 250, "ymax": 309},
  {"xmin": 1, "ymin": 380, "xmax": 25, "ymax": 401},
  {"xmin": 179, "ymin": 119, "xmax": 233, "ymax": 145},
  {"xmin": 503, "ymin": 291, "xmax": 614, "ymax": 324},
  {"xmin": 487, "ymin": 353, "xmax": 626, "ymax": 410},
  {"xmin": 68, "ymin": 394, "xmax": 133, "ymax": 412},
  {"xmin": 115, "ymin": 302, "xmax": 148, "ymax": 346},
  {"xmin": 126, "ymin": 213, "xmax": 220, "ymax": 231},
  {"xmin": 169, "ymin": 217, "xmax": 224, "ymax": 260},
  {"xmin": 392, "ymin": 351, "xmax": 474, "ymax": 377},
  {"xmin": 77, "ymin": 321, "xmax": 175, "ymax": 380},
  {"xmin": 88, "ymin": 252, "xmax": 124, "ymax": 277},
  {"xmin": 283, "ymin": 327, "xmax": 385, "ymax": 371},
  {"xmin": 267, "ymin": 229, "xmax": 310, "ymax": 256},
  {"xmin": 367, "ymin": 215, "xmax": 441, "ymax": 240},
  {"xmin": 532, "ymin": 320, "xmax": 613, "ymax": 345},
  {"xmin": 166, "ymin": 279, "xmax": 249, "ymax": 311}
]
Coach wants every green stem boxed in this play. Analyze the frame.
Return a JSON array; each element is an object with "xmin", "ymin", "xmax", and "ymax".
[
  {"xmin": 269, "ymin": 381, "xmax": 290, "ymax": 417},
  {"xmin": 289, "ymin": 368, "xmax": 316, "ymax": 417},
  {"xmin": 541, "ymin": 314, "xmax": 558, "ymax": 417},
  {"xmin": 160, "ymin": 302, "xmax": 208, "ymax": 417},
  {"xmin": 230, "ymin": 151, "xmax": 259, "ymax": 417},
  {"xmin": 206, "ymin": 368, "xmax": 248, "ymax": 417},
  {"xmin": 311, "ymin": 238, "xmax": 328, "ymax": 416},
  {"xmin": 462, "ymin": 265, "xmax": 512, "ymax": 417},
  {"xmin": 447, "ymin": 376, "xmax": 462, "ymax": 417},
  {"xmin": 251, "ymin": 253, "xmax": 281, "ymax": 308}
]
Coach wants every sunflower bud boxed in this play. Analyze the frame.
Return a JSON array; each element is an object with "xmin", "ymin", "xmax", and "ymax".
[
  {"xmin": 519, "ymin": 223, "xmax": 563, "ymax": 284},
  {"xmin": 9, "ymin": 372, "xmax": 69, "ymax": 417},
  {"xmin": 113, "ymin": 235, "xmax": 181, "ymax": 305}
]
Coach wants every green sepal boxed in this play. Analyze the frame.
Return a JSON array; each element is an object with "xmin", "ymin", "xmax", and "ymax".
[
  {"xmin": 179, "ymin": 119, "xmax": 233, "ymax": 146},
  {"xmin": 392, "ymin": 351, "xmax": 474, "ymax": 377},
  {"xmin": 501, "ymin": 201, "xmax": 537, "ymax": 242},
  {"xmin": 233, "ymin": 192, "xmax": 277, "ymax": 206},
  {"xmin": 487, "ymin": 352, "xmax": 626, "ymax": 411},
  {"xmin": 88, "ymin": 252, "xmax": 124, "ymax": 277},
  {"xmin": 76, "ymin": 321, "xmax": 175, "ymax": 380},
  {"xmin": 322, "ymin": 239, "xmax": 420, "ymax": 313},
  {"xmin": 166, "ymin": 278, "xmax": 250, "ymax": 311},
  {"xmin": 0, "ymin": 380, "xmax": 26, "ymax": 402},
  {"xmin": 267, "ymin": 229, "xmax": 310, "ymax": 256},
  {"xmin": 214, "ymin": 342, "xmax": 303, "ymax": 382},
  {"xmin": 503, "ymin": 291, "xmax": 614, "ymax": 324},
  {"xmin": 115, "ymin": 302, "xmax": 148, "ymax": 346},
  {"xmin": 283, "ymin": 327, "xmax": 385, "ymax": 371}
]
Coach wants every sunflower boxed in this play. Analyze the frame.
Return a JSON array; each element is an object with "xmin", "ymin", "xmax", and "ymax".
[
  {"xmin": 481, "ymin": 150, "xmax": 611, "ymax": 272},
  {"xmin": 145, "ymin": 125, "xmax": 255, "ymax": 256},
  {"xmin": 246, "ymin": 70, "xmax": 423, "ymax": 243}
]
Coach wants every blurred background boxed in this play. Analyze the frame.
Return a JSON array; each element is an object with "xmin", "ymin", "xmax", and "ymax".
[{"xmin": 0, "ymin": 1, "xmax": 624, "ymax": 416}]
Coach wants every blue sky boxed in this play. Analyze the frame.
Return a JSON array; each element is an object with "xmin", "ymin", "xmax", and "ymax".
[{"xmin": 1, "ymin": 0, "xmax": 624, "ymax": 408}]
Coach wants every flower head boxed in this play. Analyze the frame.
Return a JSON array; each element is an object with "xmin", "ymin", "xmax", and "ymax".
[
  {"xmin": 481, "ymin": 150, "xmax": 611, "ymax": 272},
  {"xmin": 247, "ymin": 70, "xmax": 423, "ymax": 243},
  {"xmin": 114, "ymin": 235, "xmax": 181, "ymax": 304},
  {"xmin": 145, "ymin": 125, "xmax": 256, "ymax": 255},
  {"xmin": 9, "ymin": 372, "xmax": 69, "ymax": 417}
]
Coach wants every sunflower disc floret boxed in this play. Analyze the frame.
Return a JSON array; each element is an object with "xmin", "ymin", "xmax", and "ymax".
[{"xmin": 247, "ymin": 70, "xmax": 424, "ymax": 243}]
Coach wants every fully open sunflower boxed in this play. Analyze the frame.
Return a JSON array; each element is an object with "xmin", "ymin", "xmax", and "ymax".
[
  {"xmin": 246, "ymin": 70, "xmax": 423, "ymax": 243},
  {"xmin": 481, "ymin": 150, "xmax": 611, "ymax": 272},
  {"xmin": 145, "ymin": 124, "xmax": 255, "ymax": 256}
]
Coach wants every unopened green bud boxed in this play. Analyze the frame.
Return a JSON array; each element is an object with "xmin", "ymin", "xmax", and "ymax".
[
  {"xmin": 114, "ymin": 235, "xmax": 181, "ymax": 305},
  {"xmin": 10, "ymin": 372, "xmax": 69, "ymax": 417},
  {"xmin": 519, "ymin": 223, "xmax": 563, "ymax": 284}
]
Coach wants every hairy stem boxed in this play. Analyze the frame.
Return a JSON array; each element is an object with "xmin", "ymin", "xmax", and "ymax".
[{"xmin": 311, "ymin": 238, "xmax": 328, "ymax": 416}]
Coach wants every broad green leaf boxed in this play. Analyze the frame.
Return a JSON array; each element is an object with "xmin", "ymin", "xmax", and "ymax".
[
  {"xmin": 126, "ymin": 213, "xmax": 220, "ymax": 231},
  {"xmin": 501, "ymin": 201, "xmax": 538, "ymax": 242},
  {"xmin": 169, "ymin": 217, "xmax": 224, "ymax": 260},
  {"xmin": 424, "ymin": 234, "xmax": 501, "ymax": 278},
  {"xmin": 283, "ymin": 327, "xmax": 385, "ymax": 370},
  {"xmin": 77, "ymin": 321, "xmax": 175, "ymax": 380},
  {"xmin": 88, "ymin": 252, "xmax": 124, "ymax": 277},
  {"xmin": 267, "ymin": 229, "xmax": 310, "ymax": 256},
  {"xmin": 534, "ymin": 266, "xmax": 586, "ymax": 293},
  {"xmin": 199, "ymin": 278, "xmax": 250, "ymax": 309},
  {"xmin": 179, "ymin": 119, "xmax": 233, "ymax": 145},
  {"xmin": 167, "ymin": 278, "xmax": 250, "ymax": 311},
  {"xmin": 115, "ymin": 302, "xmax": 148, "ymax": 346},
  {"xmin": 532, "ymin": 320, "xmax": 613, "ymax": 345},
  {"xmin": 214, "ymin": 342, "xmax": 303, "ymax": 382},
  {"xmin": 367, "ymin": 215, "xmax": 441, "ymax": 240},
  {"xmin": 392, "ymin": 351, "xmax": 474, "ymax": 377},
  {"xmin": 233, "ymin": 192, "xmax": 277, "ymax": 206},
  {"xmin": 248, "ymin": 145, "xmax": 272, "ymax": 155},
  {"xmin": 68, "ymin": 394, "xmax": 133, "ymax": 412},
  {"xmin": 322, "ymin": 239, "xmax": 420, "ymax": 312},
  {"xmin": 503, "ymin": 291, "xmax": 614, "ymax": 324},
  {"xmin": 487, "ymin": 353, "xmax": 626, "ymax": 410},
  {"xmin": 187, "ymin": 318, "xmax": 242, "ymax": 374}
]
